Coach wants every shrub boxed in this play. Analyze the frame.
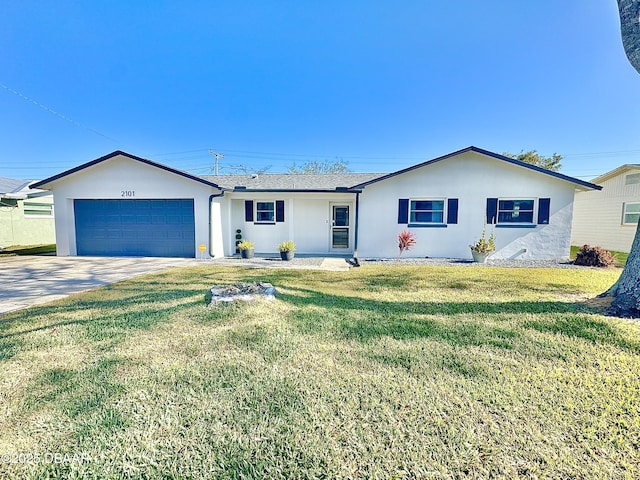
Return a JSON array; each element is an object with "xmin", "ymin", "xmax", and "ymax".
[
  {"xmin": 398, "ymin": 231, "xmax": 416, "ymax": 257},
  {"xmin": 574, "ymin": 244, "xmax": 615, "ymax": 267}
]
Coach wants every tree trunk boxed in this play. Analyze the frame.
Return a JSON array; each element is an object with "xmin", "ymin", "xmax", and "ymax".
[
  {"xmin": 601, "ymin": 218, "xmax": 640, "ymax": 317},
  {"xmin": 602, "ymin": 1, "xmax": 640, "ymax": 317},
  {"xmin": 618, "ymin": 0, "xmax": 640, "ymax": 74}
]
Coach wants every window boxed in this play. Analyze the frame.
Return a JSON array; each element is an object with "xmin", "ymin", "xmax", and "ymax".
[
  {"xmin": 625, "ymin": 173, "xmax": 640, "ymax": 185},
  {"xmin": 410, "ymin": 199, "xmax": 444, "ymax": 224},
  {"xmin": 255, "ymin": 201, "xmax": 275, "ymax": 223},
  {"xmin": 24, "ymin": 201, "xmax": 53, "ymax": 218},
  {"xmin": 623, "ymin": 202, "xmax": 640, "ymax": 225},
  {"xmin": 497, "ymin": 199, "xmax": 534, "ymax": 224}
]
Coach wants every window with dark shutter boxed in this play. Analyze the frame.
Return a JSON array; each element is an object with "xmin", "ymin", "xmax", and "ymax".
[
  {"xmin": 537, "ymin": 198, "xmax": 550, "ymax": 224},
  {"xmin": 398, "ymin": 199, "xmax": 409, "ymax": 224},
  {"xmin": 447, "ymin": 198, "xmax": 458, "ymax": 224},
  {"xmin": 276, "ymin": 200, "xmax": 285, "ymax": 222},
  {"xmin": 255, "ymin": 202, "xmax": 275, "ymax": 223},
  {"xmin": 486, "ymin": 198, "xmax": 498, "ymax": 225},
  {"xmin": 245, "ymin": 200, "xmax": 254, "ymax": 222}
]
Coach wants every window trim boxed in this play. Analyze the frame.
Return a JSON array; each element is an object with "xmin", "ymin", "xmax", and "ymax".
[
  {"xmin": 623, "ymin": 202, "xmax": 640, "ymax": 226},
  {"xmin": 408, "ymin": 198, "xmax": 446, "ymax": 226},
  {"xmin": 496, "ymin": 198, "xmax": 535, "ymax": 225},
  {"xmin": 23, "ymin": 201, "xmax": 54, "ymax": 218},
  {"xmin": 254, "ymin": 200, "xmax": 275, "ymax": 224}
]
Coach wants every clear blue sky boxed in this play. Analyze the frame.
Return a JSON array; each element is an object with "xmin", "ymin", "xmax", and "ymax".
[{"xmin": 1, "ymin": 1, "xmax": 639, "ymax": 181}]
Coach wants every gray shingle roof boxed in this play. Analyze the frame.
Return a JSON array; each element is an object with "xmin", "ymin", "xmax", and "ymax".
[
  {"xmin": 202, "ymin": 173, "xmax": 384, "ymax": 190},
  {"xmin": 0, "ymin": 177, "xmax": 29, "ymax": 195}
]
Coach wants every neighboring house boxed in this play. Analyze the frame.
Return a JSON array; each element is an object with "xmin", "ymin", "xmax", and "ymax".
[
  {"xmin": 572, "ymin": 164, "xmax": 640, "ymax": 253},
  {"xmin": 31, "ymin": 146, "xmax": 600, "ymax": 260},
  {"xmin": 0, "ymin": 177, "xmax": 55, "ymax": 248}
]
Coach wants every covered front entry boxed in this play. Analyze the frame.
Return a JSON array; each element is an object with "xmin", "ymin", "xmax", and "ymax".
[{"xmin": 74, "ymin": 199, "xmax": 195, "ymax": 257}]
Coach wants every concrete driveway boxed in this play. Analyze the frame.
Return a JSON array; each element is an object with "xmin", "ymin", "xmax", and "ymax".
[
  {"xmin": 0, "ymin": 254, "xmax": 351, "ymax": 315},
  {"xmin": 0, "ymin": 256, "xmax": 196, "ymax": 315}
]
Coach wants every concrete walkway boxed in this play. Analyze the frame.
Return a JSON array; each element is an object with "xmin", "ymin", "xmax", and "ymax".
[
  {"xmin": 0, "ymin": 254, "xmax": 351, "ymax": 315},
  {"xmin": 209, "ymin": 254, "xmax": 352, "ymax": 271}
]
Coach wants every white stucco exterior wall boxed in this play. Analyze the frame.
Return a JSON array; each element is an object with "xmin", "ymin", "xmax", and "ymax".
[
  {"xmin": 357, "ymin": 151, "xmax": 578, "ymax": 260},
  {"xmin": 45, "ymin": 155, "xmax": 222, "ymax": 257},
  {"xmin": 222, "ymin": 192, "xmax": 356, "ymax": 255}
]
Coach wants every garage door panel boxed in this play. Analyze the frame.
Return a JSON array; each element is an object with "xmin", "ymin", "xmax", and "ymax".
[{"xmin": 74, "ymin": 199, "xmax": 195, "ymax": 257}]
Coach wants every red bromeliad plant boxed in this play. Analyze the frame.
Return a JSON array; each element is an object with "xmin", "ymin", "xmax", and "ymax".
[{"xmin": 398, "ymin": 230, "xmax": 416, "ymax": 257}]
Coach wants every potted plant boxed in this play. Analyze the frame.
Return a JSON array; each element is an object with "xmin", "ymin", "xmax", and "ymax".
[
  {"xmin": 469, "ymin": 227, "xmax": 495, "ymax": 263},
  {"xmin": 277, "ymin": 240, "xmax": 296, "ymax": 261},
  {"xmin": 237, "ymin": 240, "xmax": 255, "ymax": 259},
  {"xmin": 235, "ymin": 229, "xmax": 243, "ymax": 254}
]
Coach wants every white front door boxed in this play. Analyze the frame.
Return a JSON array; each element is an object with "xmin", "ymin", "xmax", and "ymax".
[{"xmin": 330, "ymin": 204, "xmax": 350, "ymax": 250}]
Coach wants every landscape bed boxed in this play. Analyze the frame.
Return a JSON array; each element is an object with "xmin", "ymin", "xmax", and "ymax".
[{"xmin": 0, "ymin": 264, "xmax": 638, "ymax": 479}]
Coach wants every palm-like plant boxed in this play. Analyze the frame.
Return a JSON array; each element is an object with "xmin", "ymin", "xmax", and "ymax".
[{"xmin": 398, "ymin": 230, "xmax": 416, "ymax": 257}]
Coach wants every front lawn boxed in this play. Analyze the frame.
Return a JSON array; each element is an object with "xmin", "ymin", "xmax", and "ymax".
[{"xmin": 1, "ymin": 265, "xmax": 638, "ymax": 479}]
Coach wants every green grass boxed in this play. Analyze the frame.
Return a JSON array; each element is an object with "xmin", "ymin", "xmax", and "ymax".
[
  {"xmin": 1, "ymin": 264, "xmax": 639, "ymax": 479},
  {"xmin": 571, "ymin": 245, "xmax": 629, "ymax": 267},
  {"xmin": 0, "ymin": 244, "xmax": 56, "ymax": 256}
]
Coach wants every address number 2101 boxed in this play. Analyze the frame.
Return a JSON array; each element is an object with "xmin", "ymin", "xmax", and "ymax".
[{"xmin": 121, "ymin": 190, "xmax": 135, "ymax": 197}]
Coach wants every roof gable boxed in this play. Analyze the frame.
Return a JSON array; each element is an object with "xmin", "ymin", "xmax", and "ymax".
[
  {"xmin": 31, "ymin": 151, "xmax": 223, "ymax": 190},
  {"xmin": 591, "ymin": 164, "xmax": 640, "ymax": 184},
  {"xmin": 351, "ymin": 146, "xmax": 602, "ymax": 191}
]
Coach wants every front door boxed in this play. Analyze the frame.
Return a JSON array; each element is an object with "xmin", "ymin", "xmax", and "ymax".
[{"xmin": 331, "ymin": 204, "xmax": 350, "ymax": 250}]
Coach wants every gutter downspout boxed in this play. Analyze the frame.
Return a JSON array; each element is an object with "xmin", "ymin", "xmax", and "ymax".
[
  {"xmin": 352, "ymin": 191, "xmax": 360, "ymax": 267},
  {"xmin": 209, "ymin": 191, "xmax": 225, "ymax": 258}
]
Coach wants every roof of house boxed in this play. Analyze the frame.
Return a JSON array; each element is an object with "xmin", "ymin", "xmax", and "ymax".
[
  {"xmin": 31, "ymin": 151, "xmax": 223, "ymax": 190},
  {"xmin": 30, "ymin": 146, "xmax": 602, "ymax": 193},
  {"xmin": 589, "ymin": 164, "xmax": 640, "ymax": 184},
  {"xmin": 351, "ymin": 146, "xmax": 602, "ymax": 191},
  {"xmin": 202, "ymin": 173, "xmax": 383, "ymax": 191},
  {"xmin": 0, "ymin": 176, "xmax": 30, "ymax": 195}
]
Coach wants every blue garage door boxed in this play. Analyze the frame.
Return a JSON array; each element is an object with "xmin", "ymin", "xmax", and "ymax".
[{"xmin": 74, "ymin": 199, "xmax": 195, "ymax": 257}]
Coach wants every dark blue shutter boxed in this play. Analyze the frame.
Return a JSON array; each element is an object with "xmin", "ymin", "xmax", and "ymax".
[
  {"xmin": 245, "ymin": 200, "xmax": 253, "ymax": 222},
  {"xmin": 538, "ymin": 198, "xmax": 550, "ymax": 224},
  {"xmin": 447, "ymin": 198, "xmax": 458, "ymax": 224},
  {"xmin": 276, "ymin": 200, "xmax": 285, "ymax": 222},
  {"xmin": 398, "ymin": 199, "xmax": 409, "ymax": 224},
  {"xmin": 486, "ymin": 198, "xmax": 498, "ymax": 224}
]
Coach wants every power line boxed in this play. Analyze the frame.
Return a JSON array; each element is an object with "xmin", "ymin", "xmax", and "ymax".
[{"xmin": 0, "ymin": 82, "xmax": 121, "ymax": 144}]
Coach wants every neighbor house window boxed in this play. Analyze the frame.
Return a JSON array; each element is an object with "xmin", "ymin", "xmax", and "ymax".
[
  {"xmin": 410, "ymin": 199, "xmax": 445, "ymax": 224},
  {"xmin": 24, "ymin": 201, "xmax": 53, "ymax": 218},
  {"xmin": 623, "ymin": 202, "xmax": 640, "ymax": 225},
  {"xmin": 497, "ymin": 199, "xmax": 534, "ymax": 224},
  {"xmin": 625, "ymin": 173, "xmax": 640, "ymax": 185},
  {"xmin": 255, "ymin": 201, "xmax": 275, "ymax": 223}
]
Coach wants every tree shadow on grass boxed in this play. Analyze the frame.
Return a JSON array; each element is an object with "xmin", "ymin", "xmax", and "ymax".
[
  {"xmin": 278, "ymin": 287, "xmax": 640, "ymax": 354},
  {"xmin": 0, "ymin": 287, "xmax": 206, "ymax": 360}
]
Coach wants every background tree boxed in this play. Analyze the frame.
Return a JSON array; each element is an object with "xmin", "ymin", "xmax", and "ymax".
[
  {"xmin": 288, "ymin": 159, "xmax": 350, "ymax": 174},
  {"xmin": 502, "ymin": 150, "xmax": 563, "ymax": 171},
  {"xmin": 601, "ymin": 0, "xmax": 640, "ymax": 317},
  {"xmin": 224, "ymin": 164, "xmax": 272, "ymax": 175}
]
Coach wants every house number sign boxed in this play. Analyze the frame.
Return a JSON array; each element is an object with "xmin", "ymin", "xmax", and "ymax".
[{"xmin": 121, "ymin": 191, "xmax": 135, "ymax": 197}]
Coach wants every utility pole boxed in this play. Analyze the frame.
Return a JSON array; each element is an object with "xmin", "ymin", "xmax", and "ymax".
[{"xmin": 208, "ymin": 150, "xmax": 224, "ymax": 175}]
